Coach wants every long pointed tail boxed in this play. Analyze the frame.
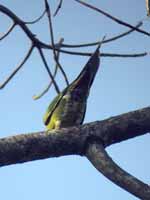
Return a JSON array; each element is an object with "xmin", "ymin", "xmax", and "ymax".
[{"xmin": 71, "ymin": 36, "xmax": 105, "ymax": 91}]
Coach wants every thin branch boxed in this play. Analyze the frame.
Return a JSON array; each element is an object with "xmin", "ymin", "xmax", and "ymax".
[
  {"xmin": 100, "ymin": 52, "xmax": 148, "ymax": 58},
  {"xmin": 32, "ymin": 70, "xmax": 58, "ymax": 100},
  {"xmin": 53, "ymin": 0, "xmax": 63, "ymax": 17},
  {"xmin": 44, "ymin": 0, "xmax": 69, "ymax": 86},
  {"xmin": 38, "ymin": 47, "xmax": 60, "ymax": 94},
  {"xmin": 61, "ymin": 21, "xmax": 143, "ymax": 48},
  {"xmin": 86, "ymin": 141, "xmax": 150, "ymax": 200},
  {"xmin": 0, "ymin": 45, "xmax": 34, "ymax": 89},
  {"xmin": 74, "ymin": 0, "xmax": 150, "ymax": 37},
  {"xmin": 38, "ymin": 43, "xmax": 148, "ymax": 57},
  {"xmin": 0, "ymin": 5, "xmax": 38, "ymax": 41},
  {"xmin": 0, "ymin": 5, "xmax": 147, "ymax": 58},
  {"xmin": 33, "ymin": 38, "xmax": 64, "ymax": 100},
  {"xmin": 53, "ymin": 50, "xmax": 148, "ymax": 58},
  {"xmin": 24, "ymin": 9, "xmax": 46, "ymax": 24},
  {"xmin": 0, "ymin": 23, "xmax": 16, "ymax": 41}
]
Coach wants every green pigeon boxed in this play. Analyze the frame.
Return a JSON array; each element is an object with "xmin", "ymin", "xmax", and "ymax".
[{"xmin": 43, "ymin": 44, "xmax": 100, "ymax": 130}]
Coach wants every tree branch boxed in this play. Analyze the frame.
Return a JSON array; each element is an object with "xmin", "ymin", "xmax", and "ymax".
[
  {"xmin": 74, "ymin": 0, "xmax": 150, "ymax": 37},
  {"xmin": 86, "ymin": 141, "xmax": 150, "ymax": 200},
  {"xmin": 55, "ymin": 51, "xmax": 148, "ymax": 58},
  {"xmin": 37, "ymin": 47, "xmax": 60, "ymax": 93},
  {"xmin": 0, "ymin": 106, "xmax": 150, "ymax": 198},
  {"xmin": 44, "ymin": 0, "xmax": 69, "ymax": 86},
  {"xmin": 0, "ymin": 5, "xmax": 147, "ymax": 58},
  {"xmin": 0, "ymin": 22, "xmax": 16, "ymax": 41},
  {"xmin": 0, "ymin": 106, "xmax": 150, "ymax": 167},
  {"xmin": 24, "ymin": 9, "xmax": 46, "ymax": 24},
  {"xmin": 33, "ymin": 38, "xmax": 64, "ymax": 100},
  {"xmin": 61, "ymin": 21, "xmax": 143, "ymax": 48},
  {"xmin": 0, "ymin": 45, "xmax": 34, "ymax": 89},
  {"xmin": 53, "ymin": 0, "xmax": 63, "ymax": 17}
]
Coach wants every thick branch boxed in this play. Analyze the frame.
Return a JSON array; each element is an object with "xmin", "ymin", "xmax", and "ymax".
[
  {"xmin": 86, "ymin": 141, "xmax": 150, "ymax": 200},
  {"xmin": 0, "ymin": 106, "xmax": 150, "ymax": 167},
  {"xmin": 0, "ymin": 106, "xmax": 150, "ymax": 199}
]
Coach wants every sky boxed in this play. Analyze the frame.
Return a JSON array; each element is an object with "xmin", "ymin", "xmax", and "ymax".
[{"xmin": 0, "ymin": 0, "xmax": 149, "ymax": 199}]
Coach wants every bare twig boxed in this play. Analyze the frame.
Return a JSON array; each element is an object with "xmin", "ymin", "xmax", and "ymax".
[
  {"xmin": 61, "ymin": 21, "xmax": 143, "ymax": 48},
  {"xmin": 74, "ymin": 0, "xmax": 150, "ymax": 37},
  {"xmin": 52, "ymin": 50, "xmax": 148, "ymax": 58},
  {"xmin": 24, "ymin": 9, "xmax": 46, "ymax": 24},
  {"xmin": 86, "ymin": 141, "xmax": 150, "ymax": 200},
  {"xmin": 0, "ymin": 45, "xmax": 34, "ymax": 89},
  {"xmin": 33, "ymin": 71, "xmax": 58, "ymax": 100},
  {"xmin": 100, "ymin": 52, "xmax": 148, "ymax": 58},
  {"xmin": 38, "ymin": 47, "xmax": 60, "ymax": 94},
  {"xmin": 44, "ymin": 0, "xmax": 69, "ymax": 86},
  {"xmin": 40, "ymin": 45, "xmax": 148, "ymax": 58},
  {"xmin": 53, "ymin": 0, "xmax": 63, "ymax": 17},
  {"xmin": 0, "ymin": 23, "xmax": 16, "ymax": 41},
  {"xmin": 0, "ymin": 5, "xmax": 148, "ymax": 58},
  {"xmin": 33, "ymin": 38, "xmax": 64, "ymax": 100},
  {"xmin": 0, "ymin": 3, "xmax": 148, "ymax": 91}
]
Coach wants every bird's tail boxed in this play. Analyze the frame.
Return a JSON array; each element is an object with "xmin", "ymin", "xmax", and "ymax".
[{"xmin": 70, "ymin": 36, "xmax": 105, "ymax": 92}]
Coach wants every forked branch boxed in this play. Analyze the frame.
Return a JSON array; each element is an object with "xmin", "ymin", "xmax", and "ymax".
[
  {"xmin": 33, "ymin": 38, "xmax": 64, "ymax": 100},
  {"xmin": 44, "ymin": 0, "xmax": 69, "ymax": 86},
  {"xmin": 0, "ymin": 4, "xmax": 147, "ymax": 57},
  {"xmin": 86, "ymin": 141, "xmax": 150, "ymax": 200},
  {"xmin": 0, "ymin": 106, "xmax": 149, "ymax": 199},
  {"xmin": 38, "ymin": 47, "xmax": 60, "ymax": 93}
]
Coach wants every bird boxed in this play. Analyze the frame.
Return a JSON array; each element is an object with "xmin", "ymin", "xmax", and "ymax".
[{"xmin": 43, "ymin": 43, "xmax": 101, "ymax": 130}]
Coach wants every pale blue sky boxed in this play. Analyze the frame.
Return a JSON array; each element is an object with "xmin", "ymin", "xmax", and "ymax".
[{"xmin": 0, "ymin": 1, "xmax": 149, "ymax": 199}]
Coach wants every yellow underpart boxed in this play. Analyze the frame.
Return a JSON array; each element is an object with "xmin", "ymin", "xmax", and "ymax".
[{"xmin": 46, "ymin": 96, "xmax": 67, "ymax": 130}]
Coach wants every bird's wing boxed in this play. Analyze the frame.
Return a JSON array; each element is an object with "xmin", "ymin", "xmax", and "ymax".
[
  {"xmin": 80, "ymin": 102, "xmax": 87, "ymax": 125},
  {"xmin": 43, "ymin": 88, "xmax": 67, "ymax": 126}
]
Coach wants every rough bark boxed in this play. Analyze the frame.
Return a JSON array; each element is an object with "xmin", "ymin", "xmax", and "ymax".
[
  {"xmin": 0, "ymin": 106, "xmax": 149, "ymax": 166},
  {"xmin": 0, "ymin": 106, "xmax": 150, "ymax": 199},
  {"xmin": 86, "ymin": 141, "xmax": 150, "ymax": 200}
]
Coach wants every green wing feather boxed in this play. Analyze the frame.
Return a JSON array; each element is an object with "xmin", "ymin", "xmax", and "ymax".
[{"xmin": 43, "ymin": 89, "xmax": 66, "ymax": 125}]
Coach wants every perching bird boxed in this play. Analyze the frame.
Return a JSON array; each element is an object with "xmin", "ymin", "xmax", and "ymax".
[{"xmin": 43, "ymin": 44, "xmax": 100, "ymax": 130}]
